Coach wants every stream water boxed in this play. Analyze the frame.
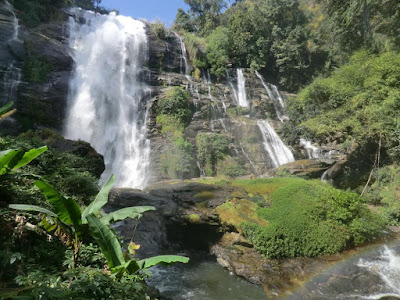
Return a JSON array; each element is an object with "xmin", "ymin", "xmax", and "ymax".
[
  {"xmin": 147, "ymin": 254, "xmax": 267, "ymax": 300},
  {"xmin": 288, "ymin": 239, "xmax": 400, "ymax": 299}
]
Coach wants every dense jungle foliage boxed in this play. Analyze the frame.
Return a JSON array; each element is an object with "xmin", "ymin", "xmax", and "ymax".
[{"xmin": 174, "ymin": 0, "xmax": 400, "ymax": 90}]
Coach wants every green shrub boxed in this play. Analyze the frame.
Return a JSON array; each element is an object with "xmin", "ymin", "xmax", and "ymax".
[
  {"xmin": 0, "ymin": 130, "xmax": 101, "ymax": 207},
  {"xmin": 14, "ymin": 267, "xmax": 147, "ymax": 299},
  {"xmin": 218, "ymin": 156, "xmax": 246, "ymax": 178},
  {"xmin": 150, "ymin": 20, "xmax": 169, "ymax": 40},
  {"xmin": 183, "ymin": 32, "xmax": 208, "ymax": 71},
  {"xmin": 196, "ymin": 133, "xmax": 229, "ymax": 176},
  {"xmin": 160, "ymin": 137, "xmax": 196, "ymax": 179},
  {"xmin": 241, "ymin": 178, "xmax": 385, "ymax": 258},
  {"xmin": 364, "ymin": 165, "xmax": 400, "ymax": 225},
  {"xmin": 23, "ymin": 56, "xmax": 52, "ymax": 83},
  {"xmin": 157, "ymin": 87, "xmax": 192, "ymax": 125}
]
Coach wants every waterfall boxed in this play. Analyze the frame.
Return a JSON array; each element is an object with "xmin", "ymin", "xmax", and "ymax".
[
  {"xmin": 236, "ymin": 69, "xmax": 249, "ymax": 108},
  {"xmin": 357, "ymin": 245, "xmax": 400, "ymax": 297},
  {"xmin": 255, "ymin": 71, "xmax": 287, "ymax": 122},
  {"xmin": 173, "ymin": 32, "xmax": 191, "ymax": 82},
  {"xmin": 65, "ymin": 9, "xmax": 151, "ymax": 188},
  {"xmin": 2, "ymin": 2, "xmax": 22, "ymax": 106},
  {"xmin": 257, "ymin": 120, "xmax": 295, "ymax": 168},
  {"xmin": 226, "ymin": 69, "xmax": 249, "ymax": 108},
  {"xmin": 300, "ymin": 138, "xmax": 335, "ymax": 159},
  {"xmin": 5, "ymin": 0, "xmax": 21, "ymax": 43},
  {"xmin": 3, "ymin": 64, "xmax": 21, "ymax": 104}
]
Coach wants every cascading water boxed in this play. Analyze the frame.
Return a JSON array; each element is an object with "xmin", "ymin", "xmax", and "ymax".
[
  {"xmin": 5, "ymin": 0, "xmax": 21, "ymax": 43},
  {"xmin": 300, "ymin": 138, "xmax": 335, "ymax": 159},
  {"xmin": 2, "ymin": 1, "xmax": 22, "ymax": 105},
  {"xmin": 65, "ymin": 9, "xmax": 151, "ymax": 188},
  {"xmin": 300, "ymin": 138, "xmax": 324, "ymax": 159},
  {"xmin": 288, "ymin": 241, "xmax": 400, "ymax": 299},
  {"xmin": 255, "ymin": 71, "xmax": 287, "ymax": 122},
  {"xmin": 174, "ymin": 32, "xmax": 192, "ymax": 83},
  {"xmin": 236, "ymin": 69, "xmax": 249, "ymax": 108},
  {"xmin": 3, "ymin": 63, "xmax": 21, "ymax": 104},
  {"xmin": 257, "ymin": 120, "xmax": 295, "ymax": 168},
  {"xmin": 357, "ymin": 245, "xmax": 400, "ymax": 298}
]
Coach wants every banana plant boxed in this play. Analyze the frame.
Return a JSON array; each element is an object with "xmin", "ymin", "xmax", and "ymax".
[
  {"xmin": 0, "ymin": 146, "xmax": 48, "ymax": 177},
  {"xmin": 86, "ymin": 214, "xmax": 189, "ymax": 278},
  {"xmin": 0, "ymin": 101, "xmax": 16, "ymax": 121},
  {"xmin": 9, "ymin": 175, "xmax": 187, "ymax": 272}
]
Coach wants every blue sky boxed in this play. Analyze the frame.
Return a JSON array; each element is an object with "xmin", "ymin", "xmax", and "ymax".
[{"xmin": 100, "ymin": 0, "xmax": 189, "ymax": 26}]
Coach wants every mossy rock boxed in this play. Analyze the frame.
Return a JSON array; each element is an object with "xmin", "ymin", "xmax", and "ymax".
[{"xmin": 215, "ymin": 198, "xmax": 269, "ymax": 231}]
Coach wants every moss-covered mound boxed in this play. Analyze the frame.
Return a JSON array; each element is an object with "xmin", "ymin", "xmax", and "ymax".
[{"xmin": 216, "ymin": 178, "xmax": 385, "ymax": 259}]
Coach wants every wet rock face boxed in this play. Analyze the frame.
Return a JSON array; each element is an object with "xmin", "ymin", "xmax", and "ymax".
[{"xmin": 0, "ymin": 2, "xmax": 72, "ymax": 129}]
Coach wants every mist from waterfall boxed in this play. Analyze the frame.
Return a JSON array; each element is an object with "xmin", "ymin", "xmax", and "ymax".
[
  {"xmin": 65, "ymin": 9, "xmax": 151, "ymax": 188},
  {"xmin": 257, "ymin": 120, "xmax": 295, "ymax": 168}
]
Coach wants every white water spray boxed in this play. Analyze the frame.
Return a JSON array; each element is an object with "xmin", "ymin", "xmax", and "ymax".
[
  {"xmin": 257, "ymin": 120, "xmax": 295, "ymax": 168},
  {"xmin": 65, "ymin": 9, "xmax": 151, "ymax": 188},
  {"xmin": 358, "ymin": 245, "xmax": 400, "ymax": 297}
]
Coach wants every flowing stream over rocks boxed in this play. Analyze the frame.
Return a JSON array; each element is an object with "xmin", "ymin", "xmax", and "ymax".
[
  {"xmin": 65, "ymin": 9, "xmax": 151, "ymax": 188},
  {"xmin": 287, "ymin": 240, "xmax": 400, "ymax": 299},
  {"xmin": 257, "ymin": 120, "xmax": 295, "ymax": 167}
]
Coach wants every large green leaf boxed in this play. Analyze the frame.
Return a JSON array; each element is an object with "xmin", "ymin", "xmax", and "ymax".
[
  {"xmin": 137, "ymin": 255, "xmax": 189, "ymax": 270},
  {"xmin": 13, "ymin": 146, "xmax": 47, "ymax": 170},
  {"xmin": 0, "ymin": 149, "xmax": 23, "ymax": 175},
  {"xmin": 111, "ymin": 259, "xmax": 140, "ymax": 278},
  {"xmin": 82, "ymin": 175, "xmax": 116, "ymax": 223},
  {"xmin": 86, "ymin": 214, "xmax": 124, "ymax": 269},
  {"xmin": 35, "ymin": 180, "xmax": 82, "ymax": 228},
  {"xmin": 101, "ymin": 206, "xmax": 155, "ymax": 224},
  {"xmin": 0, "ymin": 102, "xmax": 13, "ymax": 116},
  {"xmin": 9, "ymin": 204, "xmax": 57, "ymax": 218}
]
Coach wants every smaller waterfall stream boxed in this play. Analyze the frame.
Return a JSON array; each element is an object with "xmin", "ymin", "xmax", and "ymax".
[
  {"xmin": 257, "ymin": 120, "xmax": 294, "ymax": 168},
  {"xmin": 174, "ymin": 32, "xmax": 192, "ymax": 85},
  {"xmin": 226, "ymin": 69, "xmax": 249, "ymax": 108},
  {"xmin": 5, "ymin": 0, "xmax": 21, "ymax": 43},
  {"xmin": 3, "ymin": 64, "xmax": 21, "ymax": 104},
  {"xmin": 2, "ymin": 1, "xmax": 22, "ymax": 106},
  {"xmin": 236, "ymin": 69, "xmax": 249, "ymax": 108},
  {"xmin": 255, "ymin": 71, "xmax": 287, "ymax": 122}
]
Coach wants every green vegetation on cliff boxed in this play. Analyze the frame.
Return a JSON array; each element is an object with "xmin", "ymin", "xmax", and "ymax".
[{"xmin": 216, "ymin": 178, "xmax": 385, "ymax": 258}]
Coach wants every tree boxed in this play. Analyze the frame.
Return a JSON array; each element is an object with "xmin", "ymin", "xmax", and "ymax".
[
  {"xmin": 174, "ymin": 8, "xmax": 194, "ymax": 32},
  {"xmin": 184, "ymin": 0, "xmax": 226, "ymax": 35},
  {"xmin": 206, "ymin": 27, "xmax": 231, "ymax": 77}
]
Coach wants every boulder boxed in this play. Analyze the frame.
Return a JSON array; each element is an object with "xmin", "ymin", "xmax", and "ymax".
[{"xmin": 273, "ymin": 159, "xmax": 336, "ymax": 179}]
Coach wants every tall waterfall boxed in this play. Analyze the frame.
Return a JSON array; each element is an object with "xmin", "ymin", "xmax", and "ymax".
[
  {"xmin": 65, "ymin": 9, "xmax": 151, "ymax": 188},
  {"xmin": 255, "ymin": 71, "xmax": 287, "ymax": 122},
  {"xmin": 257, "ymin": 120, "xmax": 295, "ymax": 168}
]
